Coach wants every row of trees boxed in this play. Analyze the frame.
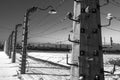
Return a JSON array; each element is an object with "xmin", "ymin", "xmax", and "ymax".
[{"xmin": 16, "ymin": 43, "xmax": 72, "ymax": 52}]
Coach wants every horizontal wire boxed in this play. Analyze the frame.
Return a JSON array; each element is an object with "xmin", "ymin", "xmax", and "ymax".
[
  {"xmin": 28, "ymin": 24, "xmax": 72, "ymax": 39},
  {"xmin": 111, "ymin": 0, "xmax": 120, "ymax": 6},
  {"xmin": 28, "ymin": 0, "xmax": 68, "ymax": 37},
  {"xmin": 103, "ymin": 27, "xmax": 120, "ymax": 32},
  {"xmin": 55, "ymin": 40, "xmax": 69, "ymax": 44}
]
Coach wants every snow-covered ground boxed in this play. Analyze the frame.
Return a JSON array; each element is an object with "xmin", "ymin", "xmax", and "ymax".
[
  {"xmin": 0, "ymin": 51, "xmax": 19, "ymax": 80},
  {"xmin": 16, "ymin": 52, "xmax": 70, "ymax": 80},
  {"xmin": 28, "ymin": 51, "xmax": 120, "ymax": 66},
  {"xmin": 28, "ymin": 51, "xmax": 71, "ymax": 66},
  {"xmin": 28, "ymin": 51, "xmax": 120, "ymax": 80},
  {"xmin": 104, "ymin": 54, "xmax": 120, "ymax": 80},
  {"xmin": 104, "ymin": 54, "xmax": 120, "ymax": 63}
]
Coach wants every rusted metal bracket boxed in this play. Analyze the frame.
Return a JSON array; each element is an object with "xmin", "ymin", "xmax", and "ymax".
[
  {"xmin": 66, "ymin": 12, "xmax": 81, "ymax": 23},
  {"xmin": 102, "ymin": 13, "xmax": 113, "ymax": 27},
  {"xmin": 68, "ymin": 34, "xmax": 80, "ymax": 44},
  {"xmin": 101, "ymin": 18, "xmax": 112, "ymax": 27},
  {"xmin": 66, "ymin": 54, "xmax": 78, "ymax": 67},
  {"xmin": 102, "ymin": 64, "xmax": 116, "ymax": 74}
]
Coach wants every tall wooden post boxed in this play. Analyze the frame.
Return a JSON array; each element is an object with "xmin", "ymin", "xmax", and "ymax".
[
  {"xmin": 4, "ymin": 41, "xmax": 7, "ymax": 53},
  {"xmin": 9, "ymin": 31, "xmax": 14, "ymax": 58},
  {"xmin": 12, "ymin": 24, "xmax": 22, "ymax": 63},
  {"xmin": 70, "ymin": 0, "xmax": 104, "ymax": 80},
  {"xmin": 21, "ymin": 7, "xmax": 38, "ymax": 74},
  {"xmin": 20, "ymin": 12, "xmax": 29, "ymax": 74},
  {"xmin": 7, "ymin": 35, "xmax": 11, "ymax": 56},
  {"xmin": 110, "ymin": 37, "xmax": 113, "ymax": 47},
  {"xmin": 70, "ymin": 1, "xmax": 80, "ymax": 80}
]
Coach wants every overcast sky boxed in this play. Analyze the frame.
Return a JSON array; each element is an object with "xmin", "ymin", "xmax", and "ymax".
[{"xmin": 0, "ymin": 0, "xmax": 120, "ymax": 44}]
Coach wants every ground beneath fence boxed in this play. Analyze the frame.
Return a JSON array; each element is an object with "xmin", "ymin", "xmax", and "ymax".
[{"xmin": 0, "ymin": 51, "xmax": 19, "ymax": 80}]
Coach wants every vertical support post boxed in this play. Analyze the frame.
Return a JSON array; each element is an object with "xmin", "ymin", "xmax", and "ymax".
[
  {"xmin": 9, "ymin": 31, "xmax": 14, "ymax": 58},
  {"xmin": 20, "ymin": 7, "xmax": 38, "ymax": 74},
  {"xmin": 70, "ymin": 0, "xmax": 104, "ymax": 80},
  {"xmin": 20, "ymin": 6, "xmax": 55, "ymax": 74},
  {"xmin": 4, "ymin": 40, "xmax": 9, "ymax": 55},
  {"xmin": 21, "ymin": 12, "xmax": 29, "ymax": 74},
  {"xmin": 7, "ymin": 35, "xmax": 11, "ymax": 56},
  {"xmin": 70, "ymin": 1, "xmax": 80, "ymax": 80},
  {"xmin": 110, "ymin": 37, "xmax": 113, "ymax": 47},
  {"xmin": 79, "ymin": 0, "xmax": 104, "ymax": 80},
  {"xmin": 4, "ymin": 41, "xmax": 7, "ymax": 53},
  {"xmin": 12, "ymin": 24, "xmax": 22, "ymax": 63},
  {"xmin": 5, "ymin": 34, "xmax": 11, "ymax": 56}
]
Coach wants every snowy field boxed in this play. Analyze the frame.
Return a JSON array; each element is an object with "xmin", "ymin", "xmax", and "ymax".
[
  {"xmin": 104, "ymin": 54, "xmax": 120, "ymax": 63},
  {"xmin": 28, "ymin": 51, "xmax": 120, "ymax": 80},
  {"xmin": 28, "ymin": 51, "xmax": 71, "ymax": 66},
  {"xmin": 28, "ymin": 51, "xmax": 120, "ymax": 66}
]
